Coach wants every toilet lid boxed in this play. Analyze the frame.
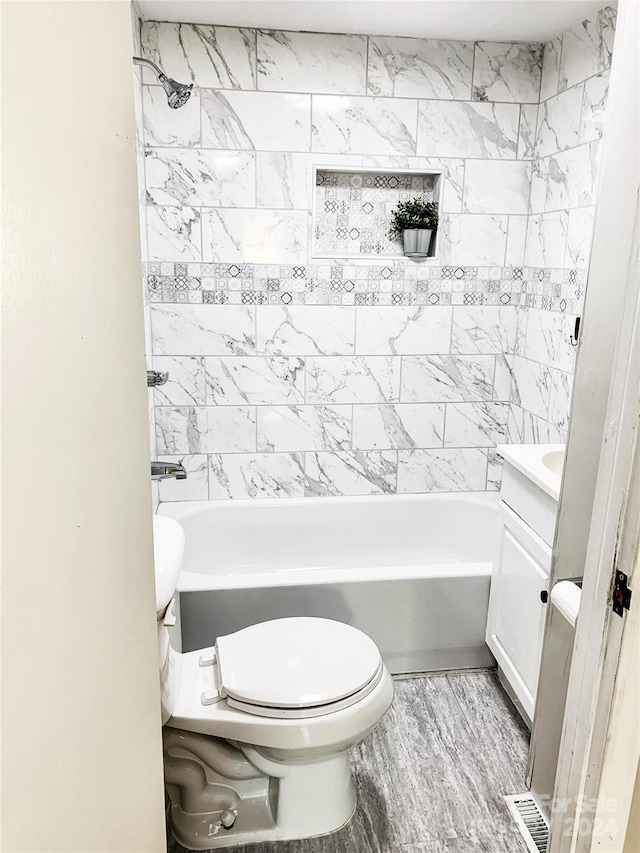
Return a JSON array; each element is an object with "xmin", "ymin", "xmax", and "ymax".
[{"xmin": 215, "ymin": 617, "xmax": 382, "ymax": 711}]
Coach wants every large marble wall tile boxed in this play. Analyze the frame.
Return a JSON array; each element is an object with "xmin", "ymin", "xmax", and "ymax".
[
  {"xmin": 524, "ymin": 310, "xmax": 576, "ymax": 372},
  {"xmin": 257, "ymin": 152, "xmax": 309, "ymax": 210},
  {"xmin": 201, "ymin": 91, "xmax": 311, "ymax": 151},
  {"xmin": 565, "ymin": 206, "xmax": 596, "ymax": 267},
  {"xmin": 472, "ymin": 42, "xmax": 543, "ymax": 103},
  {"xmin": 143, "ymin": 86, "xmax": 201, "ymax": 146},
  {"xmin": 312, "ymin": 96, "xmax": 417, "ymax": 155},
  {"xmin": 361, "ymin": 155, "xmax": 465, "ymax": 214},
  {"xmin": 535, "ymin": 86, "xmax": 583, "ymax": 158},
  {"xmin": 352, "ymin": 403, "xmax": 445, "ymax": 450},
  {"xmin": 462, "ymin": 161, "xmax": 531, "ymax": 214},
  {"xmin": 559, "ymin": 6, "xmax": 616, "ymax": 92},
  {"xmin": 579, "ymin": 72, "xmax": 610, "ymax": 144},
  {"xmin": 151, "ymin": 305, "xmax": 256, "ymax": 356},
  {"xmin": 539, "ymin": 37, "xmax": 561, "ymax": 102},
  {"xmin": 147, "ymin": 206, "xmax": 201, "ymax": 262},
  {"xmin": 510, "ymin": 356, "xmax": 551, "ymax": 418},
  {"xmin": 201, "ymin": 209, "xmax": 308, "ymax": 264},
  {"xmin": 508, "ymin": 403, "xmax": 566, "ymax": 444},
  {"xmin": 205, "ymin": 356, "xmax": 305, "ymax": 405},
  {"xmin": 152, "ymin": 356, "xmax": 206, "ymax": 405},
  {"xmin": 444, "ymin": 402, "xmax": 509, "ymax": 447},
  {"xmin": 140, "ymin": 22, "xmax": 256, "ymax": 89},
  {"xmin": 505, "ymin": 216, "xmax": 528, "ymax": 266},
  {"xmin": 524, "ymin": 212, "xmax": 568, "ymax": 267},
  {"xmin": 367, "ymin": 37, "xmax": 473, "ymax": 99},
  {"xmin": 548, "ymin": 370, "xmax": 573, "ymax": 432},
  {"xmin": 506, "ymin": 404, "xmax": 523, "ymax": 443},
  {"xmin": 417, "ymin": 101, "xmax": 519, "ymax": 159},
  {"xmin": 145, "ymin": 149, "xmax": 255, "ymax": 207},
  {"xmin": 257, "ymin": 31, "xmax": 367, "ymax": 94},
  {"xmin": 518, "ymin": 104, "xmax": 538, "ymax": 159},
  {"xmin": 401, "ymin": 355, "xmax": 495, "ymax": 403},
  {"xmin": 397, "ymin": 448, "xmax": 487, "ymax": 493},
  {"xmin": 545, "ymin": 143, "xmax": 599, "ymax": 211},
  {"xmin": 306, "ymin": 356, "xmax": 400, "ymax": 404},
  {"xmin": 156, "ymin": 405, "xmax": 256, "ymax": 454},
  {"xmin": 355, "ymin": 306, "xmax": 452, "ymax": 355},
  {"xmin": 305, "ymin": 451, "xmax": 397, "ymax": 496},
  {"xmin": 515, "ymin": 309, "xmax": 529, "ymax": 357},
  {"xmin": 257, "ymin": 306, "xmax": 355, "ymax": 355},
  {"xmin": 440, "ymin": 214, "xmax": 508, "ymax": 266},
  {"xmin": 256, "ymin": 153, "xmax": 362, "ymax": 209},
  {"xmin": 256, "ymin": 405, "xmax": 351, "ymax": 452},
  {"xmin": 451, "ymin": 306, "xmax": 517, "ymax": 355},
  {"xmin": 494, "ymin": 354, "xmax": 515, "ymax": 402},
  {"xmin": 158, "ymin": 454, "xmax": 209, "ymax": 501},
  {"xmin": 209, "ymin": 452, "xmax": 306, "ymax": 499},
  {"xmin": 529, "ymin": 159, "xmax": 550, "ymax": 215}
]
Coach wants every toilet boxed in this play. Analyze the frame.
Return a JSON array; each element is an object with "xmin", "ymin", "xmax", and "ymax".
[{"xmin": 154, "ymin": 516, "xmax": 394, "ymax": 850}]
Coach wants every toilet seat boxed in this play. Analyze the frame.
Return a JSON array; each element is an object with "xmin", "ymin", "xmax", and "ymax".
[{"xmin": 215, "ymin": 617, "xmax": 383, "ymax": 719}]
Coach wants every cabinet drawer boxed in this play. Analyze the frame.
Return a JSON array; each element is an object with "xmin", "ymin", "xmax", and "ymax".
[{"xmin": 501, "ymin": 463, "xmax": 559, "ymax": 546}]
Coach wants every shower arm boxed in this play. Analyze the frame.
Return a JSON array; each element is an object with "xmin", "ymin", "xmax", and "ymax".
[{"xmin": 133, "ymin": 56, "xmax": 167, "ymax": 79}]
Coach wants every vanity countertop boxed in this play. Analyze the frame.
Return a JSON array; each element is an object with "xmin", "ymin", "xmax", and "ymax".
[{"xmin": 496, "ymin": 443, "xmax": 565, "ymax": 502}]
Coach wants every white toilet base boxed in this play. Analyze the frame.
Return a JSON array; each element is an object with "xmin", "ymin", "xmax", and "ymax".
[{"xmin": 166, "ymin": 732, "xmax": 356, "ymax": 850}]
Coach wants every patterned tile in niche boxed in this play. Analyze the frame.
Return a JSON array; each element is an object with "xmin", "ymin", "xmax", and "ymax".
[{"xmin": 314, "ymin": 170, "xmax": 437, "ymax": 258}]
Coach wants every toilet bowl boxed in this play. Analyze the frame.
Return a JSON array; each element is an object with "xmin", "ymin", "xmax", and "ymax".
[{"xmin": 154, "ymin": 516, "xmax": 393, "ymax": 850}]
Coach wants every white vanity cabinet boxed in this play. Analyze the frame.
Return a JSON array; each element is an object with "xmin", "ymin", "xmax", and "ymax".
[{"xmin": 486, "ymin": 446, "xmax": 563, "ymax": 727}]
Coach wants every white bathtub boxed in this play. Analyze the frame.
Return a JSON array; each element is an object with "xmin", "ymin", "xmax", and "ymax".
[{"xmin": 158, "ymin": 493, "xmax": 498, "ymax": 674}]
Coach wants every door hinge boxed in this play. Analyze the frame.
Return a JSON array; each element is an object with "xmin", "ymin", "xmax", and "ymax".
[{"xmin": 613, "ymin": 570, "xmax": 632, "ymax": 616}]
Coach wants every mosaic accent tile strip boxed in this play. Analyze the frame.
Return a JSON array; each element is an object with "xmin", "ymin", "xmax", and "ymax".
[
  {"xmin": 314, "ymin": 170, "xmax": 438, "ymax": 258},
  {"xmin": 144, "ymin": 263, "xmax": 587, "ymax": 313}
]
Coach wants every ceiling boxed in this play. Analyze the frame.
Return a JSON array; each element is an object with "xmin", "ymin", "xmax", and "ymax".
[{"xmin": 136, "ymin": 0, "xmax": 607, "ymax": 42}]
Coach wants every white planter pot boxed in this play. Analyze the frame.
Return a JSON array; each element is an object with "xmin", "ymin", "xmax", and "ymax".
[{"xmin": 402, "ymin": 229, "xmax": 433, "ymax": 257}]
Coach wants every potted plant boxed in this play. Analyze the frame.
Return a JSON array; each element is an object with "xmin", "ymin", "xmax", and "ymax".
[{"xmin": 388, "ymin": 198, "xmax": 439, "ymax": 257}]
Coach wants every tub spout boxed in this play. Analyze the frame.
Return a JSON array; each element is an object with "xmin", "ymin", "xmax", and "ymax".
[{"xmin": 151, "ymin": 460, "xmax": 187, "ymax": 481}]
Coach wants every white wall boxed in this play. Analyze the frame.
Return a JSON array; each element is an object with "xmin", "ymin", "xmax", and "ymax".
[{"xmin": 1, "ymin": 2, "xmax": 166, "ymax": 850}]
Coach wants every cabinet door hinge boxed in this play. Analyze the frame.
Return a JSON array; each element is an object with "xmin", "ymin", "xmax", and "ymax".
[{"xmin": 613, "ymin": 570, "xmax": 632, "ymax": 616}]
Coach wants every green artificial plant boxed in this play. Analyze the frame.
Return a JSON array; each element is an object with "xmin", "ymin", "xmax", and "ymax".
[{"xmin": 388, "ymin": 198, "xmax": 439, "ymax": 240}]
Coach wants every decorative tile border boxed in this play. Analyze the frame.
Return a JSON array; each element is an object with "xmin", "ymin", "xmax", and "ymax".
[
  {"xmin": 145, "ymin": 262, "xmax": 587, "ymax": 312},
  {"xmin": 520, "ymin": 266, "xmax": 587, "ymax": 312}
]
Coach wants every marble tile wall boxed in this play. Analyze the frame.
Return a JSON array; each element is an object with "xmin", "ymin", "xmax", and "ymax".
[
  {"xmin": 509, "ymin": 5, "xmax": 616, "ymax": 444},
  {"xmin": 151, "ymin": 303, "xmax": 514, "ymax": 500},
  {"xmin": 135, "ymin": 8, "xmax": 615, "ymax": 500}
]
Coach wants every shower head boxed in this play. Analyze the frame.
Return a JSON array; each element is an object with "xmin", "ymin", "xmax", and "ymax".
[
  {"xmin": 133, "ymin": 56, "xmax": 193, "ymax": 109},
  {"xmin": 159, "ymin": 75, "xmax": 193, "ymax": 109}
]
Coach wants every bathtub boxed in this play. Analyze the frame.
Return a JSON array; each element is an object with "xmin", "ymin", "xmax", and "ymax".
[{"xmin": 158, "ymin": 493, "xmax": 498, "ymax": 674}]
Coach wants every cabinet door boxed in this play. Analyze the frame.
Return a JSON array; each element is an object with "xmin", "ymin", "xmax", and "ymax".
[{"xmin": 486, "ymin": 502, "xmax": 552, "ymax": 721}]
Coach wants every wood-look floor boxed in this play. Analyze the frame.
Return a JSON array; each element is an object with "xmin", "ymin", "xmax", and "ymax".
[{"xmin": 168, "ymin": 671, "xmax": 531, "ymax": 853}]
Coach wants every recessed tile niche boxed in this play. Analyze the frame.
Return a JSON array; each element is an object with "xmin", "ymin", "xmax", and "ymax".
[{"xmin": 312, "ymin": 167, "xmax": 444, "ymax": 261}]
